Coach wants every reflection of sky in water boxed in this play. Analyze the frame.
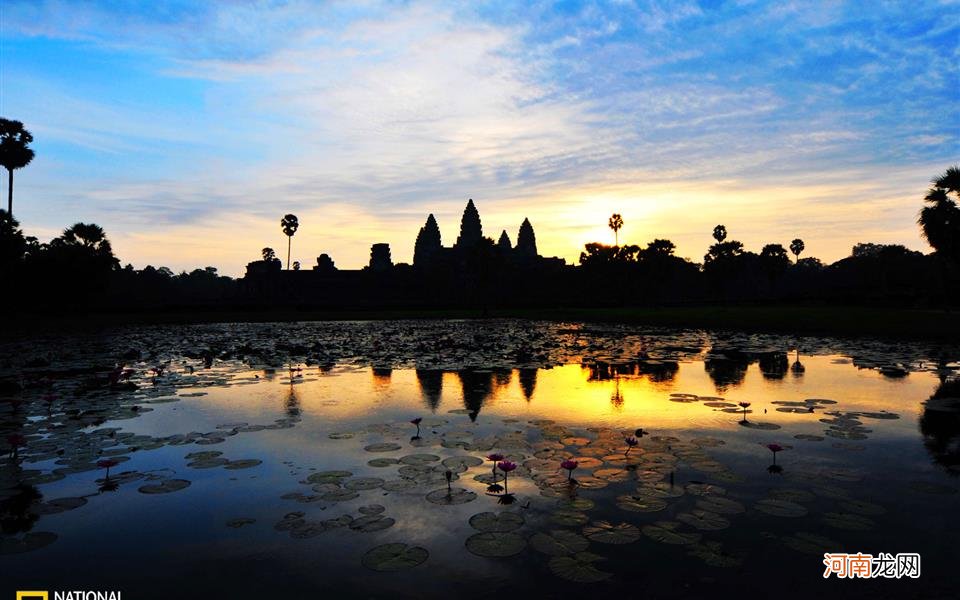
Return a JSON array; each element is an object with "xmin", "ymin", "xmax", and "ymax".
[{"xmin": 4, "ymin": 357, "xmax": 959, "ymax": 599}]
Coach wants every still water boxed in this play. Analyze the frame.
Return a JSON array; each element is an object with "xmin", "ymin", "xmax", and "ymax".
[{"xmin": 1, "ymin": 322, "xmax": 959, "ymax": 599}]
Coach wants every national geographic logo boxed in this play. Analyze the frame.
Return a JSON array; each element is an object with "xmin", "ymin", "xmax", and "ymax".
[{"xmin": 16, "ymin": 593, "xmax": 120, "ymax": 600}]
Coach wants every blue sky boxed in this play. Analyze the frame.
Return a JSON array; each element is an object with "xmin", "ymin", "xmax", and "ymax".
[{"xmin": 1, "ymin": 0, "xmax": 957, "ymax": 274}]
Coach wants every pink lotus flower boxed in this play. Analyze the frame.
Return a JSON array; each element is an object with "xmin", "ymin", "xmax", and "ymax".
[
  {"xmin": 410, "ymin": 417, "xmax": 422, "ymax": 437},
  {"xmin": 97, "ymin": 458, "xmax": 119, "ymax": 479},
  {"xmin": 561, "ymin": 459, "xmax": 578, "ymax": 481},
  {"xmin": 486, "ymin": 453, "xmax": 505, "ymax": 479},
  {"xmin": 7, "ymin": 433, "xmax": 26, "ymax": 457},
  {"xmin": 766, "ymin": 443, "xmax": 785, "ymax": 465},
  {"xmin": 497, "ymin": 460, "xmax": 517, "ymax": 493}
]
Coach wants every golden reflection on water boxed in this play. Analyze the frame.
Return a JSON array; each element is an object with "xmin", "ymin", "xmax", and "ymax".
[{"xmin": 185, "ymin": 355, "xmax": 940, "ymax": 436}]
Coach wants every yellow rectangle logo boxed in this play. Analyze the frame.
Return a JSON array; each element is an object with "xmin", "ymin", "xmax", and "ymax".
[{"xmin": 17, "ymin": 593, "xmax": 49, "ymax": 600}]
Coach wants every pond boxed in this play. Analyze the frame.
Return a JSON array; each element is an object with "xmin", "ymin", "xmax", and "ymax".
[{"xmin": 1, "ymin": 320, "xmax": 959, "ymax": 599}]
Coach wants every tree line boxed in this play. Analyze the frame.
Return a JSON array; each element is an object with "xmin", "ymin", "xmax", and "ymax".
[{"xmin": 0, "ymin": 115, "xmax": 957, "ymax": 313}]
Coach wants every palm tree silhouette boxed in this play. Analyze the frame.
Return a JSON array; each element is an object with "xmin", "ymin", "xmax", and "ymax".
[
  {"xmin": 919, "ymin": 166, "xmax": 960, "ymax": 264},
  {"xmin": 713, "ymin": 224, "xmax": 727, "ymax": 243},
  {"xmin": 789, "ymin": 238, "xmax": 805, "ymax": 263},
  {"xmin": 280, "ymin": 214, "xmax": 299, "ymax": 270},
  {"xmin": 0, "ymin": 118, "xmax": 35, "ymax": 218},
  {"xmin": 608, "ymin": 213, "xmax": 623, "ymax": 246},
  {"xmin": 262, "ymin": 247, "xmax": 276, "ymax": 262}
]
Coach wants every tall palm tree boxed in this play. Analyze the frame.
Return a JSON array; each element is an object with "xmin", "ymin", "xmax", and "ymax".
[
  {"xmin": 0, "ymin": 118, "xmax": 35, "ymax": 217},
  {"xmin": 789, "ymin": 238, "xmax": 805, "ymax": 263},
  {"xmin": 280, "ymin": 214, "xmax": 299, "ymax": 270},
  {"xmin": 713, "ymin": 224, "xmax": 727, "ymax": 243},
  {"xmin": 608, "ymin": 213, "xmax": 623, "ymax": 246}
]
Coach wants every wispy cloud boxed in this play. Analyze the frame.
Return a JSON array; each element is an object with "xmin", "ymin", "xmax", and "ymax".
[{"xmin": 1, "ymin": 0, "xmax": 957, "ymax": 274}]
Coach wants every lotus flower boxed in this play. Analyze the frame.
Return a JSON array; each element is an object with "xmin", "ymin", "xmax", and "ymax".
[
  {"xmin": 444, "ymin": 469, "xmax": 453, "ymax": 491},
  {"xmin": 766, "ymin": 443, "xmax": 784, "ymax": 465},
  {"xmin": 497, "ymin": 460, "xmax": 517, "ymax": 493},
  {"xmin": 6, "ymin": 434, "xmax": 26, "ymax": 458},
  {"xmin": 738, "ymin": 401, "xmax": 752, "ymax": 422},
  {"xmin": 97, "ymin": 458, "xmax": 119, "ymax": 479},
  {"xmin": 624, "ymin": 435, "xmax": 639, "ymax": 455},
  {"xmin": 634, "ymin": 428, "xmax": 648, "ymax": 438},
  {"xmin": 561, "ymin": 459, "xmax": 578, "ymax": 481},
  {"xmin": 486, "ymin": 453, "xmax": 505, "ymax": 479},
  {"xmin": 410, "ymin": 417, "xmax": 422, "ymax": 438}
]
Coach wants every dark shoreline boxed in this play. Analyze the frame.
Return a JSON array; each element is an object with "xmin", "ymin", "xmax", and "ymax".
[{"xmin": 1, "ymin": 305, "xmax": 956, "ymax": 341}]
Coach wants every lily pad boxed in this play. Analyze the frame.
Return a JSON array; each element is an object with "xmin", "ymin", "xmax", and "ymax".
[
  {"xmin": 782, "ymin": 532, "xmax": 842, "ymax": 554},
  {"xmin": 754, "ymin": 498, "xmax": 808, "ymax": 517},
  {"xmin": 350, "ymin": 515, "xmax": 396, "ymax": 532},
  {"xmin": 368, "ymin": 458, "xmax": 400, "ymax": 467},
  {"xmin": 551, "ymin": 510, "xmax": 589, "ymax": 526},
  {"xmin": 677, "ymin": 509, "xmax": 730, "ymax": 531},
  {"xmin": 548, "ymin": 552, "xmax": 612, "ymax": 583},
  {"xmin": 0, "ymin": 531, "xmax": 58, "ymax": 555},
  {"xmin": 469, "ymin": 511, "xmax": 525, "ymax": 532},
  {"xmin": 687, "ymin": 541, "xmax": 742, "ymax": 567},
  {"xmin": 306, "ymin": 470, "xmax": 352, "ymax": 484},
  {"xmin": 224, "ymin": 459, "xmax": 262, "ymax": 470},
  {"xmin": 382, "ymin": 479, "xmax": 416, "ymax": 492},
  {"xmin": 465, "ymin": 532, "xmax": 527, "ymax": 557},
  {"xmin": 399, "ymin": 454, "xmax": 440, "ymax": 465},
  {"xmin": 344, "ymin": 477, "xmax": 385, "ymax": 491},
  {"xmin": 359, "ymin": 504, "xmax": 386, "ymax": 515},
  {"xmin": 583, "ymin": 521, "xmax": 640, "ymax": 544},
  {"xmin": 138, "ymin": 479, "xmax": 191, "ymax": 494},
  {"xmin": 426, "ymin": 487, "xmax": 477, "ymax": 505},
  {"xmin": 530, "ymin": 529, "xmax": 590, "ymax": 556},
  {"xmin": 361, "ymin": 543, "xmax": 429, "ymax": 571},
  {"xmin": 695, "ymin": 496, "xmax": 745, "ymax": 514},
  {"xmin": 441, "ymin": 456, "xmax": 484, "ymax": 469},
  {"xmin": 226, "ymin": 518, "xmax": 256, "ymax": 528},
  {"xmin": 364, "ymin": 443, "xmax": 402, "ymax": 453},
  {"xmin": 642, "ymin": 521, "xmax": 701, "ymax": 545},
  {"xmin": 616, "ymin": 494, "xmax": 667, "ymax": 513},
  {"xmin": 822, "ymin": 512, "xmax": 875, "ymax": 530},
  {"xmin": 321, "ymin": 489, "xmax": 360, "ymax": 502}
]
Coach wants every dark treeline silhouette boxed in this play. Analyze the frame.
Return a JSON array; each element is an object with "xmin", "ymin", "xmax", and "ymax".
[{"xmin": 1, "ymin": 167, "xmax": 958, "ymax": 316}]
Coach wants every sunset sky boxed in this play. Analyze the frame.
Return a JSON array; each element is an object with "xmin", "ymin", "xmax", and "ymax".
[{"xmin": 1, "ymin": 0, "xmax": 957, "ymax": 275}]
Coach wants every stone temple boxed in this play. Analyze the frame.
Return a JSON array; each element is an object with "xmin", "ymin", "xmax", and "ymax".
[{"xmin": 412, "ymin": 199, "xmax": 560, "ymax": 269}]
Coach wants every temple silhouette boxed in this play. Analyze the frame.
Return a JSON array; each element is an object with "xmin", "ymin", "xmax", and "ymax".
[{"xmin": 242, "ymin": 199, "xmax": 566, "ymax": 309}]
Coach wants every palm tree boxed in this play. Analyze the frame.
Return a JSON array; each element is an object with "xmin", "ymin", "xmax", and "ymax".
[
  {"xmin": 608, "ymin": 213, "xmax": 623, "ymax": 246},
  {"xmin": 0, "ymin": 118, "xmax": 35, "ymax": 218},
  {"xmin": 292, "ymin": 261, "xmax": 301, "ymax": 271},
  {"xmin": 712, "ymin": 224, "xmax": 727, "ymax": 243},
  {"xmin": 280, "ymin": 214, "xmax": 299, "ymax": 270},
  {"xmin": 789, "ymin": 238, "xmax": 805, "ymax": 263},
  {"xmin": 262, "ymin": 247, "xmax": 276, "ymax": 262},
  {"xmin": 919, "ymin": 166, "xmax": 960, "ymax": 264}
]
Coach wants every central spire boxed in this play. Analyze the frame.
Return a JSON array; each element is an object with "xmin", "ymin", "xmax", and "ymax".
[{"xmin": 455, "ymin": 199, "xmax": 482, "ymax": 248}]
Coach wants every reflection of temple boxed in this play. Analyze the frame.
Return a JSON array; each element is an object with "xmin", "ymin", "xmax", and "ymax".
[
  {"xmin": 518, "ymin": 368, "xmax": 537, "ymax": 401},
  {"xmin": 704, "ymin": 348, "xmax": 753, "ymax": 391},
  {"xmin": 416, "ymin": 369, "xmax": 444, "ymax": 412},
  {"xmin": 459, "ymin": 369, "xmax": 494, "ymax": 421}
]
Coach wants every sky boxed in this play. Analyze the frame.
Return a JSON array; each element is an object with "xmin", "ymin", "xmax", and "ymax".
[{"xmin": 1, "ymin": 0, "xmax": 957, "ymax": 275}]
